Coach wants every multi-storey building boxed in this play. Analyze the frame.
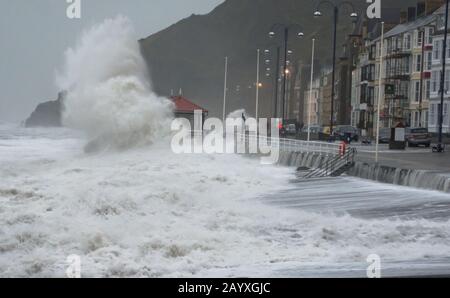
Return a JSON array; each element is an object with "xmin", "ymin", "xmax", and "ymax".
[
  {"xmin": 303, "ymin": 77, "xmax": 321, "ymax": 126},
  {"xmin": 352, "ymin": 0, "xmax": 444, "ymax": 138},
  {"xmin": 352, "ymin": 35, "xmax": 377, "ymax": 135},
  {"xmin": 303, "ymin": 69, "xmax": 333, "ymax": 131},
  {"xmin": 381, "ymin": 13, "xmax": 435, "ymax": 129},
  {"xmin": 352, "ymin": 13, "xmax": 399, "ymax": 137},
  {"xmin": 429, "ymin": 5, "xmax": 450, "ymax": 134}
]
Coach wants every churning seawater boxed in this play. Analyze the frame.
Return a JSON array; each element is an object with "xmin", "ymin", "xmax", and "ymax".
[{"xmin": 1, "ymin": 124, "xmax": 450, "ymax": 277}]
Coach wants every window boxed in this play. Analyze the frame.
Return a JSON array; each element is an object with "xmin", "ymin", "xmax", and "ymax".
[
  {"xmin": 427, "ymin": 52, "xmax": 432, "ymax": 70},
  {"xmin": 445, "ymin": 103, "xmax": 449, "ymax": 126},
  {"xmin": 405, "ymin": 56, "xmax": 410, "ymax": 73},
  {"xmin": 426, "ymin": 80, "xmax": 431, "ymax": 99},
  {"xmin": 369, "ymin": 45, "xmax": 376, "ymax": 60},
  {"xmin": 396, "ymin": 37, "xmax": 401, "ymax": 50},
  {"xmin": 414, "ymin": 111, "xmax": 419, "ymax": 127},
  {"xmin": 447, "ymin": 39, "xmax": 450, "ymax": 58},
  {"xmin": 446, "ymin": 70, "xmax": 450, "ymax": 92},
  {"xmin": 404, "ymin": 34, "xmax": 411, "ymax": 50},
  {"xmin": 415, "ymin": 54, "xmax": 422, "ymax": 72},
  {"xmin": 417, "ymin": 30, "xmax": 423, "ymax": 47},
  {"xmin": 427, "ymin": 28, "xmax": 434, "ymax": 44},
  {"xmin": 425, "ymin": 111, "xmax": 429, "ymax": 128},
  {"xmin": 368, "ymin": 87, "xmax": 374, "ymax": 105},
  {"xmin": 414, "ymin": 81, "xmax": 420, "ymax": 102},
  {"xmin": 361, "ymin": 85, "xmax": 367, "ymax": 103},
  {"xmin": 434, "ymin": 40, "xmax": 440, "ymax": 60},
  {"xmin": 432, "ymin": 71, "xmax": 438, "ymax": 92}
]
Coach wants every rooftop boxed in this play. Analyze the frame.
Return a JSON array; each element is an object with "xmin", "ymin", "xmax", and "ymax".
[
  {"xmin": 170, "ymin": 96, "xmax": 208, "ymax": 114},
  {"xmin": 383, "ymin": 13, "xmax": 437, "ymax": 39}
]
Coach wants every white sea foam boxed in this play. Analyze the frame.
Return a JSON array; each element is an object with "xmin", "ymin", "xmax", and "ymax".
[
  {"xmin": 57, "ymin": 16, "xmax": 173, "ymax": 151},
  {"xmin": 1, "ymin": 125, "xmax": 450, "ymax": 277},
  {"xmin": 227, "ymin": 109, "xmax": 251, "ymax": 120}
]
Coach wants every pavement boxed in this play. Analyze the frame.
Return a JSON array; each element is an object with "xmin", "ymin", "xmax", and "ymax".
[{"xmin": 351, "ymin": 143, "xmax": 450, "ymax": 172}]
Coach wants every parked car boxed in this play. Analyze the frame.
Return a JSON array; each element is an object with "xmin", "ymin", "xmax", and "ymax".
[
  {"xmin": 332, "ymin": 125, "xmax": 359, "ymax": 142},
  {"xmin": 285, "ymin": 124, "xmax": 297, "ymax": 136},
  {"xmin": 405, "ymin": 127, "xmax": 432, "ymax": 147},
  {"xmin": 378, "ymin": 128, "xmax": 391, "ymax": 144},
  {"xmin": 302, "ymin": 125, "xmax": 322, "ymax": 134}
]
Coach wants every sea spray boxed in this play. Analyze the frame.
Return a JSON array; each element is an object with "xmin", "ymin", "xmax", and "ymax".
[
  {"xmin": 56, "ymin": 16, "xmax": 173, "ymax": 152},
  {"xmin": 227, "ymin": 109, "xmax": 251, "ymax": 120}
]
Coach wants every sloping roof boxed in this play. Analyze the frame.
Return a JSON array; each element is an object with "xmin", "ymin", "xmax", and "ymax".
[
  {"xmin": 433, "ymin": 3, "xmax": 450, "ymax": 15},
  {"xmin": 170, "ymin": 96, "xmax": 208, "ymax": 113},
  {"xmin": 383, "ymin": 13, "xmax": 437, "ymax": 39}
]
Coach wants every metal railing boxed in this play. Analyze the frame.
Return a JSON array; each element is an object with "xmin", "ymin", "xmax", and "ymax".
[
  {"xmin": 303, "ymin": 147, "xmax": 357, "ymax": 178},
  {"xmin": 236, "ymin": 133, "xmax": 341, "ymax": 156}
]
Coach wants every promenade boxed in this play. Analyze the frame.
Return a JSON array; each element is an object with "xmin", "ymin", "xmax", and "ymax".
[{"xmin": 354, "ymin": 144, "xmax": 450, "ymax": 172}]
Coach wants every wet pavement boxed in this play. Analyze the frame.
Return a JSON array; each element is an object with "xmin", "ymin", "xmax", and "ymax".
[
  {"xmin": 352, "ymin": 143, "xmax": 450, "ymax": 172},
  {"xmin": 259, "ymin": 175, "xmax": 450, "ymax": 277}
]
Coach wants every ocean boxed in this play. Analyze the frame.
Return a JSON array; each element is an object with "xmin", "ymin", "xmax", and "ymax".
[{"xmin": 1, "ymin": 123, "xmax": 450, "ymax": 277}]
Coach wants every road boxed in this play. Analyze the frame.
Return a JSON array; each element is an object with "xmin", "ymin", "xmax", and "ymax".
[{"xmin": 352, "ymin": 143, "xmax": 450, "ymax": 172}]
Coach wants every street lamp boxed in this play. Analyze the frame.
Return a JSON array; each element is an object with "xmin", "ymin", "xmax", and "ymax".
[
  {"xmin": 262, "ymin": 45, "xmax": 282, "ymax": 119},
  {"xmin": 314, "ymin": 0, "xmax": 358, "ymax": 135},
  {"xmin": 268, "ymin": 23, "xmax": 304, "ymax": 120}
]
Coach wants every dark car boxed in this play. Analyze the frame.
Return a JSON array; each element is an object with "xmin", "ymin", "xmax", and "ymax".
[
  {"xmin": 332, "ymin": 125, "xmax": 359, "ymax": 143},
  {"xmin": 405, "ymin": 127, "xmax": 432, "ymax": 147},
  {"xmin": 302, "ymin": 125, "xmax": 322, "ymax": 134},
  {"xmin": 285, "ymin": 124, "xmax": 297, "ymax": 136},
  {"xmin": 378, "ymin": 128, "xmax": 391, "ymax": 144}
]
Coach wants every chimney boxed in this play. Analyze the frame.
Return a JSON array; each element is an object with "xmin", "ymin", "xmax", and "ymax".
[
  {"xmin": 425, "ymin": 0, "xmax": 445, "ymax": 15},
  {"xmin": 417, "ymin": 1, "xmax": 426, "ymax": 17},
  {"xmin": 400, "ymin": 10, "xmax": 408, "ymax": 24},
  {"xmin": 408, "ymin": 7, "xmax": 417, "ymax": 22}
]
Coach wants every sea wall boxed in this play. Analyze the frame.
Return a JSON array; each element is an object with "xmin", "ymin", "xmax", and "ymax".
[
  {"xmin": 278, "ymin": 150, "xmax": 450, "ymax": 193},
  {"xmin": 348, "ymin": 162, "xmax": 450, "ymax": 193},
  {"xmin": 277, "ymin": 151, "xmax": 335, "ymax": 169}
]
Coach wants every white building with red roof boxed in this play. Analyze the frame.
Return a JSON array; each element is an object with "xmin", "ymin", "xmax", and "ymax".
[{"xmin": 170, "ymin": 96, "xmax": 208, "ymax": 128}]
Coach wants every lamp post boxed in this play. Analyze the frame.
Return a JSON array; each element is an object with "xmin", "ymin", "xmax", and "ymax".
[
  {"xmin": 256, "ymin": 49, "xmax": 261, "ymax": 122},
  {"xmin": 376, "ymin": 22, "xmax": 385, "ymax": 164},
  {"xmin": 263, "ymin": 47, "xmax": 282, "ymax": 119},
  {"xmin": 313, "ymin": 0, "xmax": 358, "ymax": 135},
  {"xmin": 222, "ymin": 56, "xmax": 228, "ymax": 123},
  {"xmin": 269, "ymin": 24, "xmax": 304, "ymax": 120},
  {"xmin": 437, "ymin": 0, "xmax": 449, "ymax": 152},
  {"xmin": 308, "ymin": 38, "xmax": 316, "ymax": 142}
]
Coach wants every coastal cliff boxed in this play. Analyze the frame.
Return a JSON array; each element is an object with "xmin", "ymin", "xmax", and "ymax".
[{"xmin": 24, "ymin": 92, "xmax": 64, "ymax": 127}]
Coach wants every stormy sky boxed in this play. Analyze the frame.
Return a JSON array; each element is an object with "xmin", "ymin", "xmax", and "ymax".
[{"xmin": 0, "ymin": 0, "xmax": 224, "ymax": 122}]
